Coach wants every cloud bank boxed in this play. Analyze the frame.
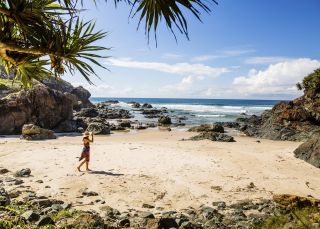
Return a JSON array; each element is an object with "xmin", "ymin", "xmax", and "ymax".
[
  {"xmin": 107, "ymin": 58, "xmax": 230, "ymax": 77},
  {"xmin": 232, "ymin": 58, "xmax": 320, "ymax": 97}
]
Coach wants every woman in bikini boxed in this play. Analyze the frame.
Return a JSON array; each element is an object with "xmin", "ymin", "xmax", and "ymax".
[{"xmin": 77, "ymin": 131, "xmax": 94, "ymax": 172}]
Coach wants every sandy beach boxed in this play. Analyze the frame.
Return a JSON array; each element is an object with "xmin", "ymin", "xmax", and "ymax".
[{"xmin": 0, "ymin": 129, "xmax": 319, "ymax": 214}]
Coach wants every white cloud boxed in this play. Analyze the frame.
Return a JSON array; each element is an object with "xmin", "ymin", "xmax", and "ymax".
[
  {"xmin": 233, "ymin": 58, "xmax": 320, "ymax": 96},
  {"xmin": 191, "ymin": 55, "xmax": 218, "ymax": 62},
  {"xmin": 245, "ymin": 56, "xmax": 293, "ymax": 64},
  {"xmin": 161, "ymin": 53, "xmax": 184, "ymax": 60},
  {"xmin": 160, "ymin": 75, "xmax": 201, "ymax": 93},
  {"xmin": 107, "ymin": 58, "xmax": 230, "ymax": 77},
  {"xmin": 191, "ymin": 49, "xmax": 255, "ymax": 62}
]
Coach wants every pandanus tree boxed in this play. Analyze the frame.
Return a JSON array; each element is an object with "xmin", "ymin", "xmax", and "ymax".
[{"xmin": 0, "ymin": 0, "xmax": 217, "ymax": 87}]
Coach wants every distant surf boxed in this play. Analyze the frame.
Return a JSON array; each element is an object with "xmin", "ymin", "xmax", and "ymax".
[{"xmin": 91, "ymin": 98, "xmax": 280, "ymax": 125}]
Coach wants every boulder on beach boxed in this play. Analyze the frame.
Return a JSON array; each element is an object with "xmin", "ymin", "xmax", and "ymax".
[
  {"xmin": 294, "ymin": 136, "xmax": 320, "ymax": 168},
  {"xmin": 86, "ymin": 122, "xmax": 111, "ymax": 135},
  {"xmin": 21, "ymin": 124, "xmax": 57, "ymax": 140},
  {"xmin": 158, "ymin": 115, "xmax": 172, "ymax": 125},
  {"xmin": 190, "ymin": 132, "xmax": 235, "ymax": 142},
  {"xmin": 15, "ymin": 168, "xmax": 31, "ymax": 177},
  {"xmin": 188, "ymin": 123, "xmax": 224, "ymax": 133}
]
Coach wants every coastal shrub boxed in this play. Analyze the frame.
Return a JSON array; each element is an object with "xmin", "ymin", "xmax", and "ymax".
[
  {"xmin": 253, "ymin": 206, "xmax": 320, "ymax": 229},
  {"xmin": 51, "ymin": 209, "xmax": 76, "ymax": 221},
  {"xmin": 297, "ymin": 68, "xmax": 320, "ymax": 97},
  {"xmin": 0, "ymin": 220, "xmax": 26, "ymax": 229}
]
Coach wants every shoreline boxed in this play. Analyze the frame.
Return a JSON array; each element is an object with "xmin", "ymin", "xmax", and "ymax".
[{"xmin": 1, "ymin": 129, "xmax": 319, "ymax": 215}]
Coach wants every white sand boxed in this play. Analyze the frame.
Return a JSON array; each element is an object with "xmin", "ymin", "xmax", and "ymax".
[{"xmin": 0, "ymin": 129, "xmax": 319, "ymax": 213}]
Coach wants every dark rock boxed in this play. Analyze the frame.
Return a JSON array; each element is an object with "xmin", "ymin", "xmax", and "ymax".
[
  {"xmin": 118, "ymin": 120, "xmax": 131, "ymax": 128},
  {"xmin": 190, "ymin": 132, "xmax": 235, "ymax": 142},
  {"xmin": 53, "ymin": 119, "xmax": 85, "ymax": 133},
  {"xmin": 104, "ymin": 100, "xmax": 119, "ymax": 104},
  {"xmin": 158, "ymin": 115, "xmax": 172, "ymax": 125},
  {"xmin": 95, "ymin": 105, "xmax": 132, "ymax": 119},
  {"xmin": 0, "ymin": 83, "xmax": 73, "ymax": 134},
  {"xmin": 75, "ymin": 108, "xmax": 99, "ymax": 118},
  {"xmin": 212, "ymin": 201, "xmax": 226, "ymax": 209},
  {"xmin": 142, "ymin": 109, "xmax": 162, "ymax": 116},
  {"xmin": 0, "ymin": 168, "xmax": 9, "ymax": 174},
  {"xmin": 0, "ymin": 188, "xmax": 10, "ymax": 206},
  {"xmin": 82, "ymin": 191, "xmax": 99, "ymax": 197},
  {"xmin": 86, "ymin": 122, "xmax": 110, "ymax": 135},
  {"xmin": 100, "ymin": 205, "xmax": 121, "ymax": 219},
  {"xmin": 139, "ymin": 211, "xmax": 155, "ymax": 219},
  {"xmin": 188, "ymin": 123, "xmax": 225, "ymax": 133},
  {"xmin": 8, "ymin": 190, "xmax": 21, "ymax": 198},
  {"xmin": 146, "ymin": 218, "xmax": 178, "ymax": 228},
  {"xmin": 294, "ymin": 137, "xmax": 320, "ymax": 168},
  {"xmin": 21, "ymin": 210, "xmax": 40, "ymax": 222},
  {"xmin": 21, "ymin": 124, "xmax": 57, "ymax": 140},
  {"xmin": 216, "ymin": 122, "xmax": 239, "ymax": 129},
  {"xmin": 118, "ymin": 218, "xmax": 130, "ymax": 227},
  {"xmin": 70, "ymin": 86, "xmax": 93, "ymax": 108},
  {"xmin": 131, "ymin": 102, "xmax": 141, "ymax": 108},
  {"xmin": 142, "ymin": 103, "xmax": 153, "ymax": 109},
  {"xmin": 236, "ymin": 101, "xmax": 320, "ymax": 141},
  {"xmin": 199, "ymin": 206, "xmax": 222, "ymax": 220},
  {"xmin": 14, "ymin": 179, "xmax": 24, "ymax": 185},
  {"xmin": 30, "ymin": 198, "xmax": 53, "ymax": 207},
  {"xmin": 37, "ymin": 215, "xmax": 55, "ymax": 226},
  {"xmin": 36, "ymin": 180, "xmax": 44, "ymax": 183},
  {"xmin": 15, "ymin": 168, "xmax": 31, "ymax": 177},
  {"xmin": 142, "ymin": 203, "xmax": 155, "ymax": 209}
]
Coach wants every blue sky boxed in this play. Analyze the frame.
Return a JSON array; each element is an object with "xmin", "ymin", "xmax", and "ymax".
[{"xmin": 64, "ymin": 0, "xmax": 320, "ymax": 99}]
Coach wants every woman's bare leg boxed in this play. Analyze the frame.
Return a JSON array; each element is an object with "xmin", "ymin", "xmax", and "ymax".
[
  {"xmin": 85, "ymin": 161, "xmax": 91, "ymax": 171},
  {"xmin": 77, "ymin": 160, "xmax": 86, "ymax": 171}
]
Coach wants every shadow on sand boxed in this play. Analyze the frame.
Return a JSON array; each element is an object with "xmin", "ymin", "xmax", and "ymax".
[{"xmin": 88, "ymin": 170, "xmax": 124, "ymax": 176}]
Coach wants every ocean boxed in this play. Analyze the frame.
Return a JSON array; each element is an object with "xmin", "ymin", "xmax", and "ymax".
[{"xmin": 91, "ymin": 98, "xmax": 281, "ymax": 125}]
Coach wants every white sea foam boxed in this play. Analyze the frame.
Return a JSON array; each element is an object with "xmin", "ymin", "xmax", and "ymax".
[
  {"xmin": 196, "ymin": 114, "xmax": 227, "ymax": 118},
  {"xmin": 152, "ymin": 104, "xmax": 271, "ymax": 115}
]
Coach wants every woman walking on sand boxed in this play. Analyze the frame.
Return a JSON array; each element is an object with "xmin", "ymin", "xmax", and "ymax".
[{"xmin": 77, "ymin": 131, "xmax": 94, "ymax": 172}]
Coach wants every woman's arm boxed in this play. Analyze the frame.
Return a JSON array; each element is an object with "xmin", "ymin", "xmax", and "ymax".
[{"xmin": 90, "ymin": 133, "xmax": 94, "ymax": 142}]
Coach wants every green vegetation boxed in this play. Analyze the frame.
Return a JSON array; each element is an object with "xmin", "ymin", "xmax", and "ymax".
[
  {"xmin": 0, "ymin": 0, "xmax": 217, "ymax": 88},
  {"xmin": 253, "ymin": 207, "xmax": 320, "ymax": 229},
  {"xmin": 297, "ymin": 68, "xmax": 320, "ymax": 96}
]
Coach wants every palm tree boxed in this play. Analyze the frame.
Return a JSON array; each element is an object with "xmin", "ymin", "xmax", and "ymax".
[{"xmin": 0, "ymin": 0, "xmax": 217, "ymax": 87}]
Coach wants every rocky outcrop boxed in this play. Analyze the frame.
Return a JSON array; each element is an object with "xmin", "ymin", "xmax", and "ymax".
[
  {"xmin": 41, "ymin": 78, "xmax": 92, "ymax": 109},
  {"xmin": 70, "ymin": 86, "xmax": 93, "ymax": 109},
  {"xmin": 294, "ymin": 136, "xmax": 320, "ymax": 168},
  {"xmin": 0, "ymin": 84, "xmax": 73, "ymax": 134},
  {"xmin": 21, "ymin": 124, "xmax": 57, "ymax": 140},
  {"xmin": 237, "ymin": 101, "xmax": 320, "ymax": 141}
]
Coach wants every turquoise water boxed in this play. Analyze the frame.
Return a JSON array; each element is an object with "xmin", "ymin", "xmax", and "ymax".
[{"xmin": 91, "ymin": 98, "xmax": 281, "ymax": 125}]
